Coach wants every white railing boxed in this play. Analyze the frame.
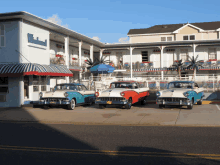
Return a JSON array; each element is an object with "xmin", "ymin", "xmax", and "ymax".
[{"xmin": 76, "ymin": 74, "xmax": 220, "ymax": 92}]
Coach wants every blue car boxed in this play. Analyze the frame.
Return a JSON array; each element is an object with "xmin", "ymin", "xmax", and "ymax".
[
  {"xmin": 36, "ymin": 83, "xmax": 96, "ymax": 110},
  {"xmin": 156, "ymin": 81, "xmax": 204, "ymax": 109}
]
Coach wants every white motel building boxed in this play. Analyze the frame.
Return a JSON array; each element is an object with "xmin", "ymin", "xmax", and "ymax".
[{"xmin": 1, "ymin": 11, "xmax": 220, "ymax": 107}]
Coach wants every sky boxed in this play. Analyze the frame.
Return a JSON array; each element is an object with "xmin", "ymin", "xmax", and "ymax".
[{"xmin": 1, "ymin": 0, "xmax": 220, "ymax": 43}]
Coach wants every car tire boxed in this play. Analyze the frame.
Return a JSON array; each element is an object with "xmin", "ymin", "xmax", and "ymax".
[
  {"xmin": 99, "ymin": 104, "xmax": 106, "ymax": 109},
  {"xmin": 125, "ymin": 98, "xmax": 132, "ymax": 109},
  {"xmin": 197, "ymin": 99, "xmax": 202, "ymax": 105},
  {"xmin": 159, "ymin": 104, "xmax": 165, "ymax": 108},
  {"xmin": 141, "ymin": 97, "xmax": 148, "ymax": 105},
  {"xmin": 67, "ymin": 99, "xmax": 76, "ymax": 110},
  {"xmin": 187, "ymin": 99, "xmax": 193, "ymax": 109}
]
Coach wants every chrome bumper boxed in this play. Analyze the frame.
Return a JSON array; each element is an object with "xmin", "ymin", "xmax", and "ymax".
[
  {"xmin": 156, "ymin": 98, "xmax": 191, "ymax": 105},
  {"xmin": 37, "ymin": 99, "xmax": 70, "ymax": 105}
]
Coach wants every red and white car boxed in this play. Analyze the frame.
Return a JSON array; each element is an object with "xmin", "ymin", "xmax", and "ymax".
[{"xmin": 95, "ymin": 81, "xmax": 150, "ymax": 109}]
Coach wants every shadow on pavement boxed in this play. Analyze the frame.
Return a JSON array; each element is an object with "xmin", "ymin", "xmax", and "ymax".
[{"xmin": 0, "ymin": 107, "xmax": 219, "ymax": 164}]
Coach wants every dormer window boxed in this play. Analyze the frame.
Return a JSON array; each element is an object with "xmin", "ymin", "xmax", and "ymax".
[{"xmin": 183, "ymin": 35, "xmax": 195, "ymax": 40}]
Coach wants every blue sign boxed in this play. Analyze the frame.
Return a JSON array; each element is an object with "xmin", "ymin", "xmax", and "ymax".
[{"xmin": 28, "ymin": 33, "xmax": 47, "ymax": 47}]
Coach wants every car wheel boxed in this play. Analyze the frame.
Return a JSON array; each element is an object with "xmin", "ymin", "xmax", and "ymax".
[
  {"xmin": 67, "ymin": 99, "xmax": 76, "ymax": 110},
  {"xmin": 99, "ymin": 104, "xmax": 106, "ymax": 109},
  {"xmin": 197, "ymin": 99, "xmax": 202, "ymax": 105},
  {"xmin": 187, "ymin": 100, "xmax": 193, "ymax": 109},
  {"xmin": 159, "ymin": 104, "xmax": 165, "ymax": 108},
  {"xmin": 125, "ymin": 98, "xmax": 132, "ymax": 109},
  {"xmin": 141, "ymin": 97, "xmax": 148, "ymax": 105}
]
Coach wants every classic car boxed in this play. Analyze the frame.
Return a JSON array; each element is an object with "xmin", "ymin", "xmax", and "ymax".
[
  {"xmin": 156, "ymin": 81, "xmax": 204, "ymax": 109},
  {"xmin": 95, "ymin": 81, "xmax": 150, "ymax": 109},
  {"xmin": 35, "ymin": 83, "xmax": 96, "ymax": 110}
]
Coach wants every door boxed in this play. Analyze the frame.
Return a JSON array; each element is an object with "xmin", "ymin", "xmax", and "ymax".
[
  {"xmin": 116, "ymin": 52, "xmax": 123, "ymax": 69},
  {"xmin": 24, "ymin": 76, "xmax": 29, "ymax": 99}
]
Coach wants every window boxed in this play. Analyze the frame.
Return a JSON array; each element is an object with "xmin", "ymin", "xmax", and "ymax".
[
  {"xmin": 183, "ymin": 36, "xmax": 188, "ymax": 40},
  {"xmin": 142, "ymin": 51, "xmax": 148, "ymax": 62},
  {"xmin": 208, "ymin": 48, "xmax": 217, "ymax": 60},
  {"xmin": 161, "ymin": 37, "xmax": 166, "ymax": 41},
  {"xmin": 180, "ymin": 49, "xmax": 189, "ymax": 61},
  {"xmin": 183, "ymin": 35, "xmax": 195, "ymax": 40},
  {"xmin": 0, "ymin": 24, "xmax": 5, "ymax": 47},
  {"xmin": 167, "ymin": 37, "xmax": 172, "ymax": 41},
  {"xmin": 190, "ymin": 35, "xmax": 195, "ymax": 40},
  {"xmin": 161, "ymin": 37, "xmax": 172, "ymax": 42},
  {"xmin": 0, "ymin": 77, "xmax": 8, "ymax": 94}
]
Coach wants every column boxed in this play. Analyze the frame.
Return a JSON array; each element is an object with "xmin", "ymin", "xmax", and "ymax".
[
  {"xmin": 160, "ymin": 46, "xmax": 165, "ymax": 80},
  {"xmin": 90, "ymin": 45, "xmax": 94, "ymax": 81},
  {"xmin": 192, "ymin": 44, "xmax": 197, "ymax": 80},
  {"xmin": 90, "ymin": 45, "xmax": 93, "ymax": 61},
  {"xmin": 65, "ymin": 36, "xmax": 69, "ymax": 83},
  {"xmin": 130, "ymin": 47, "xmax": 134, "ymax": 78},
  {"xmin": 79, "ymin": 42, "xmax": 82, "ymax": 82},
  {"xmin": 100, "ymin": 49, "xmax": 104, "ymax": 60}
]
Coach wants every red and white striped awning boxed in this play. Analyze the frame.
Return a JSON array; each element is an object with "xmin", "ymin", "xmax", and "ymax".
[{"xmin": 0, "ymin": 63, "xmax": 73, "ymax": 77}]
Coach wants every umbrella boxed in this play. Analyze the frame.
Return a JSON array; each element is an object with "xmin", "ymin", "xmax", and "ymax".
[{"xmin": 89, "ymin": 64, "xmax": 115, "ymax": 74}]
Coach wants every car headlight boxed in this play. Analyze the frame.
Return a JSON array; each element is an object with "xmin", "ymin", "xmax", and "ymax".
[
  {"xmin": 39, "ymin": 92, "xmax": 43, "ymax": 97},
  {"xmin": 64, "ymin": 92, "xmax": 69, "ymax": 97},
  {"xmin": 120, "ymin": 92, "xmax": 125, "ymax": 96},
  {"xmin": 183, "ymin": 92, "xmax": 189, "ymax": 97},
  {"xmin": 156, "ymin": 92, "xmax": 161, "ymax": 97}
]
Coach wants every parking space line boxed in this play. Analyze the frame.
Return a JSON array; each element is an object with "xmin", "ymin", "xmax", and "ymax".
[{"xmin": 216, "ymin": 104, "xmax": 220, "ymax": 111}]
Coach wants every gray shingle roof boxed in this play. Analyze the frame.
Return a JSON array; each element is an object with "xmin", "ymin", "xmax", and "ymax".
[{"xmin": 128, "ymin": 21, "xmax": 220, "ymax": 35}]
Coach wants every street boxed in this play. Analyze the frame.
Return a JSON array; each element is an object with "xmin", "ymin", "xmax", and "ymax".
[{"xmin": 0, "ymin": 123, "xmax": 220, "ymax": 165}]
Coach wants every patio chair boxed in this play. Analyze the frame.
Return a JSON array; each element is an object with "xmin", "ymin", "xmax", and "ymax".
[
  {"xmin": 140, "ymin": 63, "xmax": 146, "ymax": 69},
  {"xmin": 124, "ymin": 63, "xmax": 130, "ymax": 69}
]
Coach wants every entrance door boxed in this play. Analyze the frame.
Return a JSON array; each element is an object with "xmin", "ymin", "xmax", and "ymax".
[{"xmin": 24, "ymin": 76, "xmax": 29, "ymax": 99}]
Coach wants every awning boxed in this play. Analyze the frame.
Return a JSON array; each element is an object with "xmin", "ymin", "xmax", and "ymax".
[
  {"xmin": 0, "ymin": 63, "xmax": 73, "ymax": 77},
  {"xmin": 69, "ymin": 65, "xmax": 81, "ymax": 71}
]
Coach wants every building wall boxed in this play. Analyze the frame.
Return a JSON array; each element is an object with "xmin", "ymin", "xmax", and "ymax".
[
  {"xmin": 0, "ymin": 21, "xmax": 20, "ymax": 63},
  {"xmin": 21, "ymin": 21, "xmax": 50, "ymax": 65},
  {"xmin": 0, "ymin": 77, "xmax": 23, "ymax": 107},
  {"xmin": 130, "ymin": 34, "xmax": 174, "ymax": 43}
]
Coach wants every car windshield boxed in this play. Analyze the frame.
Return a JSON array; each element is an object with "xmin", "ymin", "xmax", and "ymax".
[
  {"xmin": 167, "ymin": 82, "xmax": 193, "ymax": 89},
  {"xmin": 110, "ymin": 83, "xmax": 134, "ymax": 89},
  {"xmin": 55, "ymin": 84, "xmax": 78, "ymax": 91}
]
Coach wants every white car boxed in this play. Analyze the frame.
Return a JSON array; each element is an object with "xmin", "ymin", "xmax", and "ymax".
[
  {"xmin": 156, "ymin": 81, "xmax": 204, "ymax": 109},
  {"xmin": 34, "ymin": 83, "xmax": 95, "ymax": 110},
  {"xmin": 95, "ymin": 81, "xmax": 150, "ymax": 109}
]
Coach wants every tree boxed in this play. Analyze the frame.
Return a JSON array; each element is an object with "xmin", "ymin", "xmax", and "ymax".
[
  {"xmin": 85, "ymin": 56, "xmax": 110, "ymax": 70},
  {"xmin": 172, "ymin": 59, "xmax": 184, "ymax": 80},
  {"xmin": 187, "ymin": 55, "xmax": 203, "ymax": 80}
]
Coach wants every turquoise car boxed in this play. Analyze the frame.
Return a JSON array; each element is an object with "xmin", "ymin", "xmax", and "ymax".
[
  {"xmin": 36, "ymin": 83, "xmax": 95, "ymax": 110},
  {"xmin": 156, "ymin": 81, "xmax": 205, "ymax": 109}
]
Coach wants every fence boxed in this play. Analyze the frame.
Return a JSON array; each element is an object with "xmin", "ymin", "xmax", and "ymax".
[{"xmin": 76, "ymin": 74, "xmax": 220, "ymax": 92}]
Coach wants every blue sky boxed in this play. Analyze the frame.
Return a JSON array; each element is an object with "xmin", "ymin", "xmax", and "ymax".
[{"xmin": 1, "ymin": 0, "xmax": 220, "ymax": 43}]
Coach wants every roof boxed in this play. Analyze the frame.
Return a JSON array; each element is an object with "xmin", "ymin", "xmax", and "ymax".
[
  {"xmin": 128, "ymin": 21, "xmax": 220, "ymax": 35},
  {"xmin": 0, "ymin": 63, "xmax": 73, "ymax": 77},
  {"xmin": 0, "ymin": 11, "xmax": 105, "ymax": 48}
]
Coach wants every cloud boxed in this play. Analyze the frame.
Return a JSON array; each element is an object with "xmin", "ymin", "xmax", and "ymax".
[
  {"xmin": 47, "ymin": 14, "xmax": 69, "ymax": 28},
  {"xmin": 92, "ymin": 36, "xmax": 101, "ymax": 41},
  {"xmin": 118, "ymin": 37, "xmax": 129, "ymax": 43}
]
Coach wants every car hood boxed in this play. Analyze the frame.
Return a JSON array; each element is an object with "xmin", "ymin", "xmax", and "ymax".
[
  {"xmin": 42, "ymin": 90, "xmax": 69, "ymax": 98},
  {"xmin": 159, "ymin": 88, "xmax": 191, "ymax": 98},
  {"xmin": 98, "ymin": 88, "xmax": 130, "ymax": 97}
]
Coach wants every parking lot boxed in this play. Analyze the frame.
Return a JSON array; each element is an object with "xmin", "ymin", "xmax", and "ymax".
[{"xmin": 1, "ymin": 103, "xmax": 220, "ymax": 127}]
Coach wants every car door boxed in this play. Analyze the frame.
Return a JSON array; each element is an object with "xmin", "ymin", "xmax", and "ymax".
[
  {"xmin": 79, "ymin": 85, "xmax": 95, "ymax": 103},
  {"xmin": 193, "ymin": 83, "xmax": 203, "ymax": 102}
]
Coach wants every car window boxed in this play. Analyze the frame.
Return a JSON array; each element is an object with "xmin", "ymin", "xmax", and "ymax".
[
  {"xmin": 194, "ymin": 83, "xmax": 199, "ymax": 88},
  {"xmin": 69, "ymin": 85, "xmax": 78, "ymax": 90},
  {"xmin": 78, "ymin": 85, "xmax": 87, "ymax": 91},
  {"xmin": 110, "ymin": 83, "xmax": 132, "ymax": 89},
  {"xmin": 167, "ymin": 82, "xmax": 193, "ymax": 89},
  {"xmin": 81, "ymin": 85, "xmax": 87, "ymax": 91}
]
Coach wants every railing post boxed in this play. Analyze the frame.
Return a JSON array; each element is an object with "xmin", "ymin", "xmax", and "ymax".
[{"xmin": 213, "ymin": 74, "xmax": 215, "ymax": 92}]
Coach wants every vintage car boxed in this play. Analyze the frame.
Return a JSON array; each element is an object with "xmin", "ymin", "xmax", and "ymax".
[
  {"xmin": 95, "ymin": 81, "xmax": 150, "ymax": 109},
  {"xmin": 35, "ymin": 83, "xmax": 95, "ymax": 110},
  {"xmin": 156, "ymin": 81, "xmax": 204, "ymax": 109}
]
